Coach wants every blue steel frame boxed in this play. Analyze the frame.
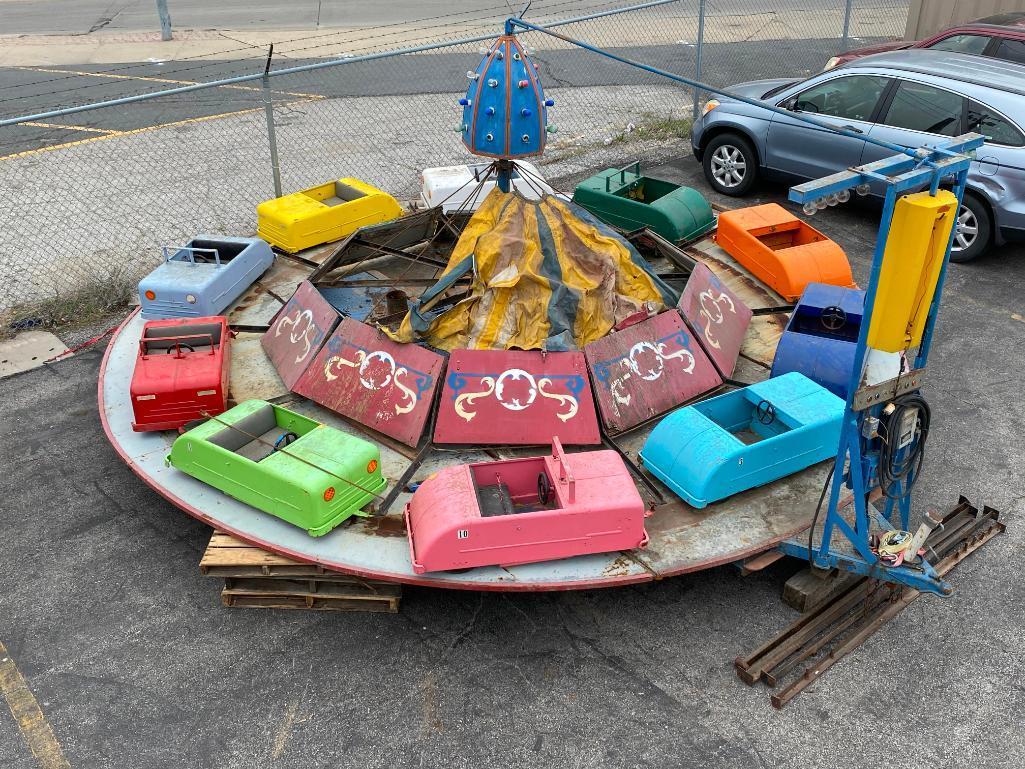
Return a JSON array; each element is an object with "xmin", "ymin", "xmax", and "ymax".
[
  {"xmin": 506, "ymin": 14, "xmax": 984, "ymax": 595},
  {"xmin": 778, "ymin": 135, "xmax": 983, "ymax": 596}
]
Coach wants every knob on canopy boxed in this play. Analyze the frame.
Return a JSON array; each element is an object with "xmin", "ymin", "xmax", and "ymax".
[{"xmin": 460, "ymin": 35, "xmax": 551, "ymax": 159}]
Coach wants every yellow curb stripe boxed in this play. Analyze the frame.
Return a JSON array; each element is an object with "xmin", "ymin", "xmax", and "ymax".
[
  {"xmin": 12, "ymin": 65, "xmax": 325, "ymax": 99},
  {"xmin": 0, "ymin": 640, "xmax": 70, "ymax": 769},
  {"xmin": 22, "ymin": 121, "xmax": 123, "ymax": 135},
  {"xmin": 0, "ymin": 97, "xmax": 317, "ymax": 162}
]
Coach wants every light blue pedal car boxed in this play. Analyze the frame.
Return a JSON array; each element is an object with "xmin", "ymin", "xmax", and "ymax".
[
  {"xmin": 641, "ymin": 372, "xmax": 844, "ymax": 508},
  {"xmin": 139, "ymin": 236, "xmax": 274, "ymax": 320}
]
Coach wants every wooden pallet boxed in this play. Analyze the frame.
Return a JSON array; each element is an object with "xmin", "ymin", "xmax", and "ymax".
[{"xmin": 201, "ymin": 531, "xmax": 401, "ymax": 613}]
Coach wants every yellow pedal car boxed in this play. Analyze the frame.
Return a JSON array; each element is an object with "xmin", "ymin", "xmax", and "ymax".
[{"xmin": 257, "ymin": 178, "xmax": 403, "ymax": 253}]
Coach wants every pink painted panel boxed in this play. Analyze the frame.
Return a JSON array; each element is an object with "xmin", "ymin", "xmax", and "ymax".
[
  {"xmin": 677, "ymin": 262, "xmax": 753, "ymax": 378},
  {"xmin": 292, "ymin": 318, "xmax": 444, "ymax": 447},
  {"xmin": 584, "ymin": 311, "xmax": 722, "ymax": 433},
  {"xmin": 261, "ymin": 281, "xmax": 340, "ymax": 390},
  {"xmin": 434, "ymin": 350, "xmax": 600, "ymax": 446}
]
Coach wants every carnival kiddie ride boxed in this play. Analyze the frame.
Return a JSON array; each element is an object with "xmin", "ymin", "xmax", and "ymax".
[{"xmin": 100, "ymin": 21, "xmax": 985, "ymax": 595}]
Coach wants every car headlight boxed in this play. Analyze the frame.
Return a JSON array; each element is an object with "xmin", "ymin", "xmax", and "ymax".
[
  {"xmin": 701, "ymin": 99, "xmax": 720, "ymax": 116},
  {"xmin": 823, "ymin": 56, "xmax": 841, "ymax": 71},
  {"xmin": 185, "ymin": 294, "xmax": 197, "ymax": 304}
]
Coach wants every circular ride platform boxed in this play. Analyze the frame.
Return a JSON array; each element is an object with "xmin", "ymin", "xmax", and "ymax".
[{"xmin": 100, "ymin": 301, "xmax": 824, "ymax": 592}]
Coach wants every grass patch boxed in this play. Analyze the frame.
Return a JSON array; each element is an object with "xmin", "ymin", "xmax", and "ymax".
[
  {"xmin": 607, "ymin": 112, "xmax": 693, "ymax": 145},
  {"xmin": 2, "ymin": 268, "xmax": 134, "ymax": 339}
]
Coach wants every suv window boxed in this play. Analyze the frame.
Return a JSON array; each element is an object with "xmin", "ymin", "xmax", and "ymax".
[
  {"xmin": 927, "ymin": 34, "xmax": 991, "ymax": 54},
  {"xmin": 791, "ymin": 75, "xmax": 890, "ymax": 122},
  {"xmin": 967, "ymin": 100, "xmax": 1025, "ymax": 146},
  {"xmin": 882, "ymin": 80, "xmax": 963, "ymax": 136},
  {"xmin": 993, "ymin": 38, "xmax": 1025, "ymax": 65}
]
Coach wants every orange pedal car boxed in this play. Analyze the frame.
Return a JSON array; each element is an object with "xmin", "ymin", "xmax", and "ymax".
[{"xmin": 715, "ymin": 203, "xmax": 855, "ymax": 302}]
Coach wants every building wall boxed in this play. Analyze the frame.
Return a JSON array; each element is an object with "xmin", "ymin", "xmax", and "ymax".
[{"xmin": 905, "ymin": 0, "xmax": 1025, "ymax": 39}]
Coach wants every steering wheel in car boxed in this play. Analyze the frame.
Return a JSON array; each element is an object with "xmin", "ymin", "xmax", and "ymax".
[
  {"xmin": 273, "ymin": 432, "xmax": 299, "ymax": 451},
  {"xmin": 820, "ymin": 305, "xmax": 848, "ymax": 331},
  {"xmin": 537, "ymin": 473, "xmax": 551, "ymax": 505},
  {"xmin": 167, "ymin": 343, "xmax": 194, "ymax": 354},
  {"xmin": 755, "ymin": 399, "xmax": 777, "ymax": 425}
]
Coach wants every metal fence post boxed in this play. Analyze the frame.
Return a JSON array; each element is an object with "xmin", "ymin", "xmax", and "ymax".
[
  {"xmin": 156, "ymin": 0, "xmax": 172, "ymax": 41},
  {"xmin": 692, "ymin": 0, "xmax": 706, "ymax": 120},
  {"xmin": 841, "ymin": 0, "xmax": 854, "ymax": 51},
  {"xmin": 262, "ymin": 45, "xmax": 283, "ymax": 199}
]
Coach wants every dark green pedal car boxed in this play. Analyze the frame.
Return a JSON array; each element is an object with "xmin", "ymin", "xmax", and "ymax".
[
  {"xmin": 572, "ymin": 162, "xmax": 715, "ymax": 242},
  {"xmin": 168, "ymin": 400, "xmax": 387, "ymax": 536}
]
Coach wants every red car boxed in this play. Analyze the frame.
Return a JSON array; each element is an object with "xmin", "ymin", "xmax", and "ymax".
[
  {"xmin": 131, "ymin": 316, "xmax": 232, "ymax": 432},
  {"xmin": 825, "ymin": 13, "xmax": 1025, "ymax": 70}
]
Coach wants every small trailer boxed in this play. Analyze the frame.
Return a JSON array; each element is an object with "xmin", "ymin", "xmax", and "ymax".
[
  {"xmin": 130, "ymin": 316, "xmax": 231, "ymax": 432},
  {"xmin": 404, "ymin": 439, "xmax": 649, "ymax": 573}
]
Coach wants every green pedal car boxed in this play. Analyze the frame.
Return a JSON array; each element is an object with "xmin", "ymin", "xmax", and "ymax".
[{"xmin": 168, "ymin": 400, "xmax": 387, "ymax": 536}]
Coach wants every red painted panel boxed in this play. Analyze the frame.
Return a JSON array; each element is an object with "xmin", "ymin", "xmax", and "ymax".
[
  {"xmin": 261, "ymin": 281, "xmax": 340, "ymax": 390},
  {"xmin": 293, "ymin": 318, "xmax": 445, "ymax": 447},
  {"xmin": 585, "ymin": 311, "xmax": 722, "ymax": 433},
  {"xmin": 434, "ymin": 350, "xmax": 600, "ymax": 446},
  {"xmin": 677, "ymin": 262, "xmax": 753, "ymax": 378}
]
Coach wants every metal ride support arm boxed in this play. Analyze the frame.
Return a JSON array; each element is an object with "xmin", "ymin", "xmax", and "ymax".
[{"xmin": 778, "ymin": 134, "xmax": 984, "ymax": 596}]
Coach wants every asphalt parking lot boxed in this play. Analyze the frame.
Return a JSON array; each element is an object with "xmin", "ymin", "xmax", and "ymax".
[
  {"xmin": 0, "ymin": 36, "xmax": 852, "ymax": 155},
  {"xmin": 1, "ymin": 156, "xmax": 1023, "ymax": 769}
]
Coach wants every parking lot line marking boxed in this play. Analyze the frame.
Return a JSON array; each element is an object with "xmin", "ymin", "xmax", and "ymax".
[
  {"xmin": 23, "ymin": 121, "xmax": 123, "ymax": 135},
  {"xmin": 0, "ymin": 640, "xmax": 70, "ymax": 769},
  {"xmin": 0, "ymin": 99, "xmax": 322, "ymax": 162},
  {"xmin": 13, "ymin": 65, "xmax": 325, "ymax": 99}
]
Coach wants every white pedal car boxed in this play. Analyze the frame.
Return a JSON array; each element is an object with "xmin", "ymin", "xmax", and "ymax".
[{"xmin": 420, "ymin": 161, "xmax": 557, "ymax": 212}]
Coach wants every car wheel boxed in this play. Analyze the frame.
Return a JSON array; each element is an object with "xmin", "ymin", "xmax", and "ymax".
[
  {"xmin": 949, "ymin": 193, "xmax": 991, "ymax": 263},
  {"xmin": 703, "ymin": 134, "xmax": 758, "ymax": 196}
]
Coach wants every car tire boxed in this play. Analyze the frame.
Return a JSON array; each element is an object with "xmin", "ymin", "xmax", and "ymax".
[
  {"xmin": 949, "ymin": 193, "xmax": 991, "ymax": 263},
  {"xmin": 702, "ymin": 133, "xmax": 758, "ymax": 196}
]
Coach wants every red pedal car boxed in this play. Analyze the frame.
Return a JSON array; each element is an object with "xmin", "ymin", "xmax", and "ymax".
[{"xmin": 131, "ymin": 316, "xmax": 232, "ymax": 432}]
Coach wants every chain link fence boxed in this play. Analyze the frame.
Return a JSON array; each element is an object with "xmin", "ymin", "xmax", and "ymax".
[{"xmin": 0, "ymin": 0, "xmax": 908, "ymax": 326}]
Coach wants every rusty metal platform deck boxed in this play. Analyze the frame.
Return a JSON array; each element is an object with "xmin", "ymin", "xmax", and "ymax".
[{"xmin": 99, "ymin": 239, "xmax": 824, "ymax": 591}]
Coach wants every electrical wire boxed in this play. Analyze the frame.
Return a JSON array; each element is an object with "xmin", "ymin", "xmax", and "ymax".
[
  {"xmin": 877, "ymin": 392, "xmax": 930, "ymax": 500},
  {"xmin": 807, "ymin": 462, "xmax": 834, "ymax": 564}
]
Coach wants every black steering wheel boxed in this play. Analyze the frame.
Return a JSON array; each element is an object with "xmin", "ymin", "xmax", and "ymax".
[
  {"xmin": 273, "ymin": 432, "xmax": 299, "ymax": 451},
  {"xmin": 820, "ymin": 305, "xmax": 848, "ymax": 331},
  {"xmin": 755, "ymin": 399, "xmax": 777, "ymax": 426},
  {"xmin": 167, "ymin": 343, "xmax": 194, "ymax": 354},
  {"xmin": 537, "ymin": 473, "xmax": 551, "ymax": 505}
]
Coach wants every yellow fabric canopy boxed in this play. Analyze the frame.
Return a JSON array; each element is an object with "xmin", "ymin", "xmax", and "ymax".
[{"xmin": 387, "ymin": 190, "xmax": 678, "ymax": 351}]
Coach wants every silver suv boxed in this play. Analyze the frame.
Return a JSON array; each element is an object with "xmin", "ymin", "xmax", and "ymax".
[{"xmin": 691, "ymin": 50, "xmax": 1025, "ymax": 261}]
